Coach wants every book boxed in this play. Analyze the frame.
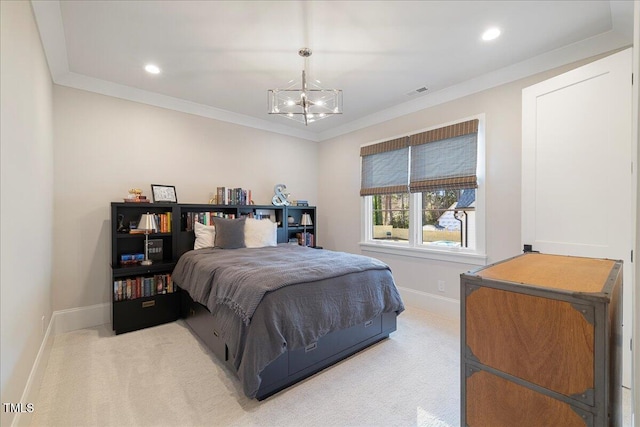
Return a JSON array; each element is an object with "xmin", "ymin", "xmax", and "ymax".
[
  {"xmin": 136, "ymin": 277, "xmax": 142, "ymax": 299},
  {"xmin": 144, "ymin": 277, "xmax": 151, "ymax": 297},
  {"xmin": 155, "ymin": 275, "xmax": 163, "ymax": 294},
  {"xmin": 147, "ymin": 239, "xmax": 163, "ymax": 261}
]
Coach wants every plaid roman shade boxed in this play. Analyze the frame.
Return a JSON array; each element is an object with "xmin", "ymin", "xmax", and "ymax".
[
  {"xmin": 360, "ymin": 137, "xmax": 409, "ymax": 196},
  {"xmin": 409, "ymin": 119, "xmax": 479, "ymax": 192}
]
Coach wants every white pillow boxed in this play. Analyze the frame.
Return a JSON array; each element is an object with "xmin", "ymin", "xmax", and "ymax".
[
  {"xmin": 244, "ymin": 218, "xmax": 277, "ymax": 248},
  {"xmin": 193, "ymin": 221, "xmax": 216, "ymax": 250}
]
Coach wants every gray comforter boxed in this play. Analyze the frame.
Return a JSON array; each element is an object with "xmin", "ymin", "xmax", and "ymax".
[{"xmin": 172, "ymin": 244, "xmax": 405, "ymax": 398}]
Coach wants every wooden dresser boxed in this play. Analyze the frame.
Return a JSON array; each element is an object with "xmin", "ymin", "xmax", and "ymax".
[{"xmin": 460, "ymin": 253, "xmax": 622, "ymax": 427}]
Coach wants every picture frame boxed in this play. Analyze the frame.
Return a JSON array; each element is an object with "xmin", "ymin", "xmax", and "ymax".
[{"xmin": 150, "ymin": 184, "xmax": 178, "ymax": 203}]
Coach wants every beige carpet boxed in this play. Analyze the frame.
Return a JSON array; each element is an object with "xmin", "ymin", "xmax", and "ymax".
[{"xmin": 31, "ymin": 306, "xmax": 631, "ymax": 426}]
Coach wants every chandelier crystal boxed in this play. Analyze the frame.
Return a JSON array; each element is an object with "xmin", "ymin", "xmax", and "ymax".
[{"xmin": 268, "ymin": 48, "xmax": 343, "ymax": 126}]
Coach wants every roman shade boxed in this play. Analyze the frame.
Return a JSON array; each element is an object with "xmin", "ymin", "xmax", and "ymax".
[
  {"xmin": 360, "ymin": 137, "xmax": 409, "ymax": 196},
  {"xmin": 409, "ymin": 119, "xmax": 479, "ymax": 192}
]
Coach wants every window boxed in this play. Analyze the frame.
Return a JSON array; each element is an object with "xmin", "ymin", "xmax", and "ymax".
[
  {"xmin": 360, "ymin": 116, "xmax": 485, "ymax": 264},
  {"xmin": 371, "ymin": 193, "xmax": 410, "ymax": 241},
  {"xmin": 420, "ymin": 189, "xmax": 475, "ymax": 248}
]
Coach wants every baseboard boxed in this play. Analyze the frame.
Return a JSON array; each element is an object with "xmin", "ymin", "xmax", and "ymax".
[
  {"xmin": 12, "ymin": 315, "xmax": 56, "ymax": 427},
  {"xmin": 52, "ymin": 303, "xmax": 110, "ymax": 335},
  {"xmin": 397, "ymin": 286, "xmax": 460, "ymax": 320},
  {"xmin": 12, "ymin": 303, "xmax": 110, "ymax": 426}
]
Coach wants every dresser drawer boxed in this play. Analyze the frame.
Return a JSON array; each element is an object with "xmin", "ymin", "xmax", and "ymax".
[
  {"xmin": 289, "ymin": 331, "xmax": 339, "ymax": 375},
  {"xmin": 337, "ymin": 315, "xmax": 382, "ymax": 348},
  {"xmin": 288, "ymin": 315, "xmax": 383, "ymax": 376},
  {"xmin": 113, "ymin": 292, "xmax": 180, "ymax": 334}
]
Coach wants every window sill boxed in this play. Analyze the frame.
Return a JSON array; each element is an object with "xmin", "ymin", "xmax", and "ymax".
[{"xmin": 359, "ymin": 241, "xmax": 488, "ymax": 266}]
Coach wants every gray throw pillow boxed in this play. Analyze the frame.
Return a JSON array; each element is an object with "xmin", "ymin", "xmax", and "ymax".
[{"xmin": 212, "ymin": 217, "xmax": 246, "ymax": 249}]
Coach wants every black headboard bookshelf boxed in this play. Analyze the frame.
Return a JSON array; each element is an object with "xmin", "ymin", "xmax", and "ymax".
[
  {"xmin": 175, "ymin": 203, "xmax": 290, "ymax": 256},
  {"xmin": 112, "ymin": 202, "xmax": 317, "ymax": 262}
]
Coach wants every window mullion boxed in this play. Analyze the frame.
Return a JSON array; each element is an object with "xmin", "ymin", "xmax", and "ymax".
[
  {"xmin": 362, "ymin": 195, "xmax": 372, "ymax": 241},
  {"xmin": 409, "ymin": 193, "xmax": 421, "ymax": 247}
]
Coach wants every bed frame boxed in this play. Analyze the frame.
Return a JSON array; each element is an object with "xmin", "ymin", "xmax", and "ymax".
[
  {"xmin": 181, "ymin": 291, "xmax": 397, "ymax": 400},
  {"xmin": 176, "ymin": 228, "xmax": 398, "ymax": 400}
]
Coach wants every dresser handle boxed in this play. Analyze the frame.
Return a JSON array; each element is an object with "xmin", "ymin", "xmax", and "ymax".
[
  {"xmin": 305, "ymin": 342, "xmax": 317, "ymax": 353},
  {"xmin": 365, "ymin": 320, "xmax": 373, "ymax": 327},
  {"xmin": 142, "ymin": 300, "xmax": 155, "ymax": 308}
]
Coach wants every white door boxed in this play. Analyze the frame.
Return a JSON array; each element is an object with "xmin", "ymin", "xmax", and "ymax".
[{"xmin": 522, "ymin": 48, "xmax": 633, "ymax": 387}]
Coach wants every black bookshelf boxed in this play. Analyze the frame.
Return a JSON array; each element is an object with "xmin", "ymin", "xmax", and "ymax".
[
  {"xmin": 110, "ymin": 202, "xmax": 180, "ymax": 334},
  {"xmin": 283, "ymin": 206, "xmax": 317, "ymax": 247},
  {"xmin": 110, "ymin": 202, "xmax": 317, "ymax": 334}
]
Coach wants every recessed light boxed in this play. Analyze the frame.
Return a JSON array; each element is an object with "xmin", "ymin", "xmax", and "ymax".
[
  {"xmin": 482, "ymin": 28, "xmax": 501, "ymax": 41},
  {"xmin": 144, "ymin": 64, "xmax": 161, "ymax": 74}
]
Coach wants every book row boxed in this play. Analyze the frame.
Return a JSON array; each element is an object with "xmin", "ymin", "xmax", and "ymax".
[
  {"xmin": 113, "ymin": 274, "xmax": 176, "ymax": 301},
  {"xmin": 129, "ymin": 212, "xmax": 172, "ymax": 234},
  {"xmin": 211, "ymin": 187, "xmax": 252, "ymax": 206},
  {"xmin": 183, "ymin": 211, "xmax": 237, "ymax": 231},
  {"xmin": 182, "ymin": 210, "xmax": 283, "ymax": 231},
  {"xmin": 155, "ymin": 212, "xmax": 172, "ymax": 233}
]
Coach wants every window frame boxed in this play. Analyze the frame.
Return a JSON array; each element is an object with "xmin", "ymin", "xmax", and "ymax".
[{"xmin": 359, "ymin": 114, "xmax": 487, "ymax": 266}]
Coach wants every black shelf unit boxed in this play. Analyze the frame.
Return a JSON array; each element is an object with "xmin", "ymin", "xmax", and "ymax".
[
  {"xmin": 176, "ymin": 204, "xmax": 288, "ymax": 254},
  {"xmin": 110, "ymin": 202, "xmax": 317, "ymax": 334},
  {"xmin": 284, "ymin": 206, "xmax": 317, "ymax": 247},
  {"xmin": 110, "ymin": 202, "xmax": 180, "ymax": 334}
]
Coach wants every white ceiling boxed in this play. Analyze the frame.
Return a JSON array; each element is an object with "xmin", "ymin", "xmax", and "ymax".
[{"xmin": 31, "ymin": 1, "xmax": 634, "ymax": 142}]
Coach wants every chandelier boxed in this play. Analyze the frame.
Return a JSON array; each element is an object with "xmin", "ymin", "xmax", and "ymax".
[{"xmin": 268, "ymin": 48, "xmax": 343, "ymax": 125}]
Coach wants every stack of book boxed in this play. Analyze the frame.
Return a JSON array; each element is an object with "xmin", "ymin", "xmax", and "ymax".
[{"xmin": 297, "ymin": 232, "xmax": 314, "ymax": 247}]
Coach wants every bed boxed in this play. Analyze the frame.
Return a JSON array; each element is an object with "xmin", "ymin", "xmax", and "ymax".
[{"xmin": 172, "ymin": 217, "xmax": 404, "ymax": 400}]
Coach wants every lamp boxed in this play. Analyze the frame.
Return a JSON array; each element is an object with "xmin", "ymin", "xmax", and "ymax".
[
  {"xmin": 300, "ymin": 213, "xmax": 313, "ymax": 246},
  {"xmin": 138, "ymin": 213, "xmax": 157, "ymax": 266},
  {"xmin": 268, "ymin": 48, "xmax": 343, "ymax": 126}
]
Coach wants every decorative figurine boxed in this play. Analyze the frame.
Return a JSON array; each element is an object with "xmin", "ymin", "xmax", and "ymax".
[
  {"xmin": 116, "ymin": 214, "xmax": 127, "ymax": 232},
  {"xmin": 272, "ymin": 184, "xmax": 291, "ymax": 206}
]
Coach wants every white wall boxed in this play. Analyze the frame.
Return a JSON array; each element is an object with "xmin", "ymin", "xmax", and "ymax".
[
  {"xmin": 52, "ymin": 86, "xmax": 318, "ymax": 311},
  {"xmin": 0, "ymin": 2, "xmax": 54, "ymax": 426},
  {"xmin": 317, "ymin": 54, "xmax": 615, "ymax": 314}
]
